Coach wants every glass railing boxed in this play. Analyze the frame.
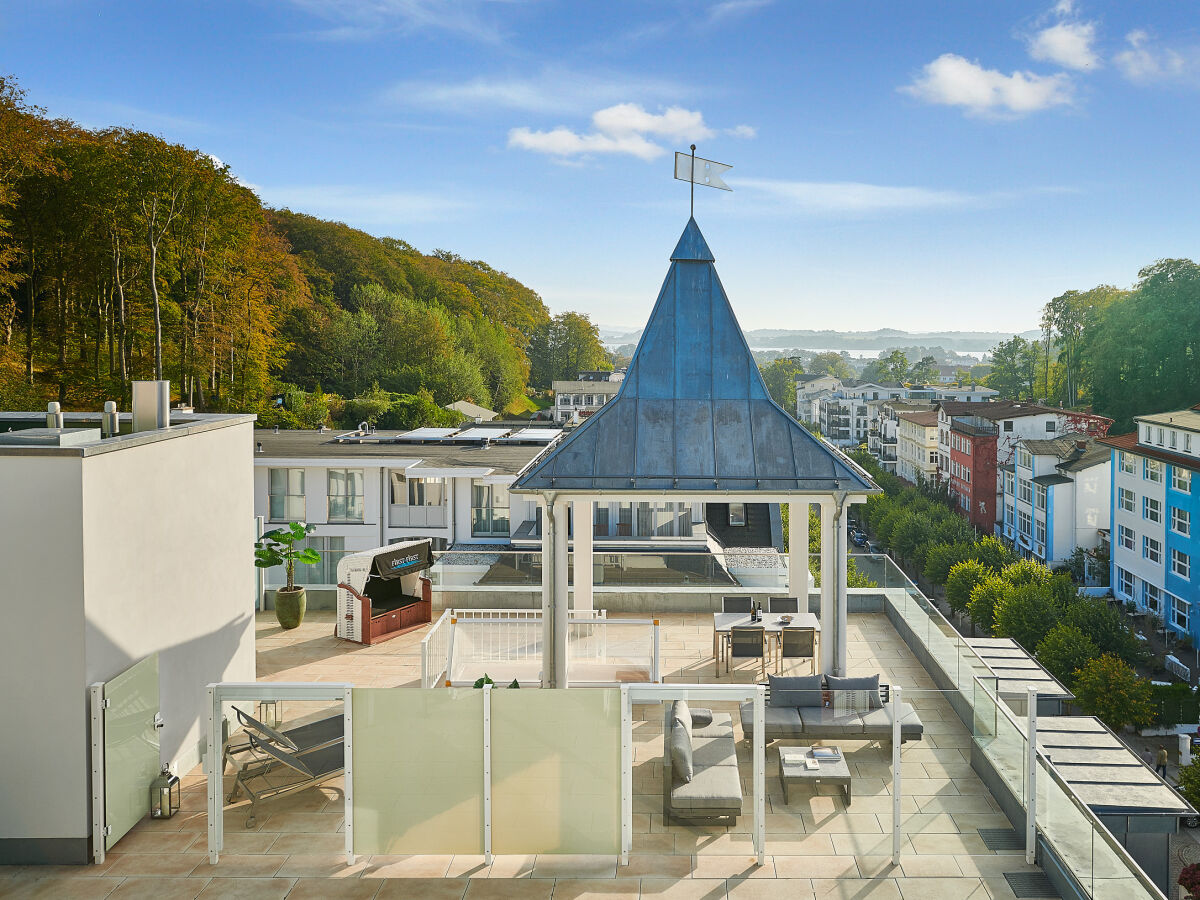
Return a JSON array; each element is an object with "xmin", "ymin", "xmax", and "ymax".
[{"xmin": 429, "ymin": 549, "xmax": 777, "ymax": 589}]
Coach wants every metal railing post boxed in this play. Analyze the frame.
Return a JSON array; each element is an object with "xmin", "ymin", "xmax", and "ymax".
[
  {"xmin": 483, "ymin": 683, "xmax": 493, "ymax": 865},
  {"xmin": 754, "ymin": 685, "xmax": 766, "ymax": 866},
  {"xmin": 620, "ymin": 685, "xmax": 632, "ymax": 866},
  {"xmin": 343, "ymin": 686, "xmax": 354, "ymax": 866},
  {"xmin": 892, "ymin": 685, "xmax": 902, "ymax": 865},
  {"xmin": 1026, "ymin": 686, "xmax": 1037, "ymax": 865}
]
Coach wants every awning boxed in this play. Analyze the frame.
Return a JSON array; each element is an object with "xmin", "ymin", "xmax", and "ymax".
[{"xmin": 370, "ymin": 540, "xmax": 433, "ymax": 581}]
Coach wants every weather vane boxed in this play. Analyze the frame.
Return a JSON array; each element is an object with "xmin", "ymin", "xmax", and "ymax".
[{"xmin": 674, "ymin": 144, "xmax": 732, "ymax": 217}]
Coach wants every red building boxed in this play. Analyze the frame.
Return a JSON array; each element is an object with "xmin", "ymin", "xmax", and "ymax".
[{"xmin": 947, "ymin": 415, "xmax": 998, "ymax": 532}]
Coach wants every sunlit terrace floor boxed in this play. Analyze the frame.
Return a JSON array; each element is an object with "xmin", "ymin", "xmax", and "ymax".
[{"xmin": 2, "ymin": 611, "xmax": 1045, "ymax": 900}]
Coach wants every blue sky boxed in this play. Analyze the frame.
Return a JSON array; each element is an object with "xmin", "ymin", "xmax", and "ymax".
[{"xmin": 4, "ymin": 0, "xmax": 1200, "ymax": 334}]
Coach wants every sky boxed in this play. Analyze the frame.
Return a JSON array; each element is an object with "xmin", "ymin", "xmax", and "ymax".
[{"xmin": 3, "ymin": 0, "xmax": 1200, "ymax": 334}]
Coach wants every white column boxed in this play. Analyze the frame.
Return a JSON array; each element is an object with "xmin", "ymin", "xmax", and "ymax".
[
  {"xmin": 553, "ymin": 497, "xmax": 570, "ymax": 687},
  {"xmin": 819, "ymin": 500, "xmax": 836, "ymax": 675},
  {"xmin": 573, "ymin": 499, "xmax": 594, "ymax": 613},
  {"xmin": 540, "ymin": 497, "xmax": 554, "ymax": 685},
  {"xmin": 835, "ymin": 499, "xmax": 849, "ymax": 677},
  {"xmin": 788, "ymin": 501, "xmax": 809, "ymax": 601}
]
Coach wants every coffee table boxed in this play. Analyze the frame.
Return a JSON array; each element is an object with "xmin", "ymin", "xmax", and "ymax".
[{"xmin": 778, "ymin": 747, "xmax": 852, "ymax": 806}]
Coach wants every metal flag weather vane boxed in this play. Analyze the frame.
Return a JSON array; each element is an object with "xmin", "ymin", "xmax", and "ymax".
[{"xmin": 674, "ymin": 144, "xmax": 732, "ymax": 216}]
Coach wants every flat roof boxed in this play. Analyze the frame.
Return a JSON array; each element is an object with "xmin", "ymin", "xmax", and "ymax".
[
  {"xmin": 1138, "ymin": 409, "xmax": 1200, "ymax": 433},
  {"xmin": 253, "ymin": 429, "xmax": 548, "ymax": 475},
  {"xmin": 0, "ymin": 411, "xmax": 255, "ymax": 457},
  {"xmin": 1098, "ymin": 432, "xmax": 1200, "ymax": 473},
  {"xmin": 1037, "ymin": 716, "xmax": 1191, "ymax": 815},
  {"xmin": 966, "ymin": 637, "xmax": 1073, "ymax": 700}
]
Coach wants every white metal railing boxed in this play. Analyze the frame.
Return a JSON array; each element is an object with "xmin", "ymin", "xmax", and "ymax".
[
  {"xmin": 1166, "ymin": 654, "xmax": 1190, "ymax": 682},
  {"xmin": 420, "ymin": 610, "xmax": 454, "ymax": 688},
  {"xmin": 566, "ymin": 618, "xmax": 661, "ymax": 685},
  {"xmin": 446, "ymin": 617, "xmax": 544, "ymax": 686}
]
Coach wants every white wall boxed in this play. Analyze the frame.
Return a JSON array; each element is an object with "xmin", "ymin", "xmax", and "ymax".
[
  {"xmin": 1113, "ymin": 455, "xmax": 1167, "ymax": 600},
  {"xmin": 81, "ymin": 421, "xmax": 257, "ymax": 780},
  {"xmin": 0, "ymin": 456, "xmax": 88, "ymax": 846}
]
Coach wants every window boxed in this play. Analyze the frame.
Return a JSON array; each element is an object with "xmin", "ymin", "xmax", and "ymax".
[
  {"xmin": 1173, "ymin": 468, "xmax": 1192, "ymax": 493},
  {"xmin": 1144, "ymin": 536, "xmax": 1162, "ymax": 564},
  {"xmin": 928, "ymin": 450, "xmax": 937, "ymax": 464},
  {"xmin": 1017, "ymin": 447, "xmax": 1032, "ymax": 469},
  {"xmin": 1006, "ymin": 472, "xmax": 1015, "ymax": 495},
  {"xmin": 1170, "ymin": 430, "xmax": 1178, "ymax": 449},
  {"xmin": 1046, "ymin": 420, "xmax": 1057, "ymax": 433},
  {"xmin": 1187, "ymin": 433, "xmax": 1193, "ymax": 453},
  {"xmin": 1118, "ymin": 525, "xmax": 1135, "ymax": 550},
  {"xmin": 1172, "ymin": 506, "xmax": 1191, "ymax": 536},
  {"xmin": 1035, "ymin": 518, "xmax": 1046, "ymax": 545},
  {"xmin": 964, "ymin": 441, "xmax": 970, "ymax": 456},
  {"xmin": 1018, "ymin": 479, "xmax": 1032, "ymax": 504},
  {"xmin": 1140, "ymin": 424, "xmax": 1150, "ymax": 443},
  {"xmin": 1118, "ymin": 567, "xmax": 1136, "ymax": 598},
  {"xmin": 390, "ymin": 474, "xmax": 445, "ymax": 508},
  {"xmin": 1018, "ymin": 510, "xmax": 1031, "ymax": 536},
  {"xmin": 276, "ymin": 535, "xmax": 346, "ymax": 586},
  {"xmin": 1003, "ymin": 421, "xmax": 1014, "ymax": 432},
  {"xmin": 268, "ymin": 468, "xmax": 305, "ymax": 521},
  {"xmin": 1144, "ymin": 582, "xmax": 1162, "ymax": 613},
  {"xmin": 1118, "ymin": 487, "xmax": 1135, "ymax": 513},
  {"xmin": 1156, "ymin": 427, "xmax": 1165, "ymax": 446},
  {"xmin": 1172, "ymin": 549, "xmax": 1191, "ymax": 580},
  {"xmin": 1145, "ymin": 459, "xmax": 1163, "ymax": 483},
  {"xmin": 1173, "ymin": 593, "xmax": 1189, "ymax": 631},
  {"xmin": 471, "ymin": 480, "xmax": 510, "ymax": 537},
  {"xmin": 1035, "ymin": 484, "xmax": 1047, "ymax": 510},
  {"xmin": 728, "ymin": 503, "xmax": 746, "ymax": 526},
  {"xmin": 1120, "ymin": 451, "xmax": 1136, "ymax": 475},
  {"xmin": 327, "ymin": 468, "xmax": 365, "ymax": 522},
  {"xmin": 1143, "ymin": 497, "xmax": 1162, "ymax": 523}
]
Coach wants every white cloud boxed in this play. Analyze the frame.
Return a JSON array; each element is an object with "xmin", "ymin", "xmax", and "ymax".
[
  {"xmin": 900, "ymin": 53, "xmax": 1073, "ymax": 116},
  {"xmin": 733, "ymin": 178, "xmax": 1075, "ymax": 215},
  {"xmin": 1114, "ymin": 29, "xmax": 1198, "ymax": 84},
  {"xmin": 1029, "ymin": 21, "xmax": 1099, "ymax": 70},
  {"xmin": 725, "ymin": 124, "xmax": 757, "ymax": 139},
  {"xmin": 256, "ymin": 184, "xmax": 470, "ymax": 225},
  {"xmin": 286, "ymin": 0, "xmax": 512, "ymax": 43},
  {"xmin": 385, "ymin": 70, "xmax": 688, "ymax": 115},
  {"xmin": 508, "ymin": 103, "xmax": 726, "ymax": 161},
  {"xmin": 708, "ymin": 0, "xmax": 772, "ymax": 22}
]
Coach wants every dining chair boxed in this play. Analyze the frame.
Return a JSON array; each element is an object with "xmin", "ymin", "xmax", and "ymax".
[
  {"xmin": 777, "ymin": 626, "xmax": 817, "ymax": 675},
  {"xmin": 727, "ymin": 625, "xmax": 767, "ymax": 678},
  {"xmin": 767, "ymin": 596, "xmax": 799, "ymax": 613},
  {"xmin": 721, "ymin": 596, "xmax": 753, "ymax": 613}
]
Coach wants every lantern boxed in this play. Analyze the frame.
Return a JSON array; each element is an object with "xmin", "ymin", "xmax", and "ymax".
[{"xmin": 149, "ymin": 765, "xmax": 180, "ymax": 819}]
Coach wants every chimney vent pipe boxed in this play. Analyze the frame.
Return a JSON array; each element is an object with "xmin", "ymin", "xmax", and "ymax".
[
  {"xmin": 46, "ymin": 402, "xmax": 64, "ymax": 430},
  {"xmin": 132, "ymin": 381, "xmax": 171, "ymax": 433},
  {"xmin": 102, "ymin": 401, "xmax": 119, "ymax": 438}
]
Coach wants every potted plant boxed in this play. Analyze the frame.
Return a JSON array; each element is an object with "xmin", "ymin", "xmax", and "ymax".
[{"xmin": 254, "ymin": 522, "xmax": 319, "ymax": 629}]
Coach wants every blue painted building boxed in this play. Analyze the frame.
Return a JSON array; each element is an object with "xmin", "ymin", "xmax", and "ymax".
[{"xmin": 1101, "ymin": 408, "xmax": 1200, "ymax": 641}]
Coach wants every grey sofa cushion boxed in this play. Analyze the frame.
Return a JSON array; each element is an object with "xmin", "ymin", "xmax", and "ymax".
[
  {"xmin": 693, "ymin": 712, "xmax": 734, "ymax": 740},
  {"xmin": 768, "ymin": 674, "xmax": 823, "ymax": 708},
  {"xmin": 692, "ymin": 734, "xmax": 738, "ymax": 768},
  {"xmin": 670, "ymin": 762, "xmax": 742, "ymax": 810},
  {"xmin": 739, "ymin": 701, "xmax": 804, "ymax": 739},
  {"xmin": 860, "ymin": 701, "xmax": 924, "ymax": 739},
  {"xmin": 669, "ymin": 699, "xmax": 694, "ymax": 782},
  {"xmin": 799, "ymin": 705, "xmax": 865, "ymax": 734},
  {"xmin": 690, "ymin": 707, "xmax": 714, "ymax": 728},
  {"xmin": 826, "ymin": 674, "xmax": 882, "ymax": 709}
]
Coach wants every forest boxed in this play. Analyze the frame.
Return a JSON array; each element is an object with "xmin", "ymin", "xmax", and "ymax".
[{"xmin": 0, "ymin": 75, "xmax": 609, "ymax": 427}]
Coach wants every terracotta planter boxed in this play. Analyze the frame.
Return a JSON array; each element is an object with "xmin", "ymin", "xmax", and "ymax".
[{"xmin": 274, "ymin": 587, "xmax": 306, "ymax": 630}]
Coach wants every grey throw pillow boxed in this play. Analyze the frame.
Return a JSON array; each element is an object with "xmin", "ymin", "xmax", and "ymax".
[
  {"xmin": 669, "ymin": 709, "xmax": 694, "ymax": 782},
  {"xmin": 768, "ymin": 674, "xmax": 823, "ymax": 708},
  {"xmin": 690, "ymin": 707, "xmax": 714, "ymax": 728},
  {"xmin": 826, "ymin": 674, "xmax": 882, "ymax": 709}
]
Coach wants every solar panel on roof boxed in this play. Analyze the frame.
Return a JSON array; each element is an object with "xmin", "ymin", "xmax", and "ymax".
[
  {"xmin": 498, "ymin": 428, "xmax": 563, "ymax": 443},
  {"xmin": 453, "ymin": 427, "xmax": 510, "ymax": 441},
  {"xmin": 397, "ymin": 428, "xmax": 461, "ymax": 441}
]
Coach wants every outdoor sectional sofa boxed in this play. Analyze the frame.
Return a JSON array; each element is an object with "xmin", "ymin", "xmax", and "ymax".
[
  {"xmin": 663, "ymin": 699, "xmax": 742, "ymax": 825},
  {"xmin": 739, "ymin": 674, "xmax": 924, "ymax": 747}
]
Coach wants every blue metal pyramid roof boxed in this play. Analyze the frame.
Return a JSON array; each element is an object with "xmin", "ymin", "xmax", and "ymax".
[{"xmin": 513, "ymin": 218, "xmax": 877, "ymax": 494}]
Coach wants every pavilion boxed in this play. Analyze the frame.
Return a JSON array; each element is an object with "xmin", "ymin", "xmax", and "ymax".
[{"xmin": 511, "ymin": 217, "xmax": 878, "ymax": 686}]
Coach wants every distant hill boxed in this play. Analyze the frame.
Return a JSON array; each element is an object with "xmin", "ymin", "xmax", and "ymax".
[{"xmin": 600, "ymin": 326, "xmax": 1041, "ymax": 354}]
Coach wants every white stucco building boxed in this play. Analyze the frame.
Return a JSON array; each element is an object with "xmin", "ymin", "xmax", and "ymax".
[
  {"xmin": 551, "ymin": 370, "xmax": 624, "ymax": 423},
  {"xmin": 0, "ymin": 393, "xmax": 256, "ymax": 864},
  {"xmin": 895, "ymin": 409, "xmax": 940, "ymax": 485}
]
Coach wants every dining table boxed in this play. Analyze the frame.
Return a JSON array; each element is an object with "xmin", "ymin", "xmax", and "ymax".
[{"xmin": 712, "ymin": 611, "xmax": 820, "ymax": 674}]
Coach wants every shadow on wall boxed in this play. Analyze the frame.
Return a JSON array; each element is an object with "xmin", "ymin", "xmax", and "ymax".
[{"xmin": 85, "ymin": 611, "xmax": 255, "ymax": 769}]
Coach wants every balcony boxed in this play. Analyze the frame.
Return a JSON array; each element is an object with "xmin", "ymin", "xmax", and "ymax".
[
  {"xmin": 951, "ymin": 416, "xmax": 999, "ymax": 438},
  {"xmin": 389, "ymin": 503, "xmax": 448, "ymax": 528}
]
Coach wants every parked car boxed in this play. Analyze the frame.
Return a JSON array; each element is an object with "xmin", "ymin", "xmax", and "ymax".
[
  {"xmin": 850, "ymin": 532, "xmax": 868, "ymax": 548},
  {"xmin": 867, "ymin": 541, "xmax": 886, "ymax": 554},
  {"xmin": 1170, "ymin": 783, "xmax": 1200, "ymax": 827}
]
